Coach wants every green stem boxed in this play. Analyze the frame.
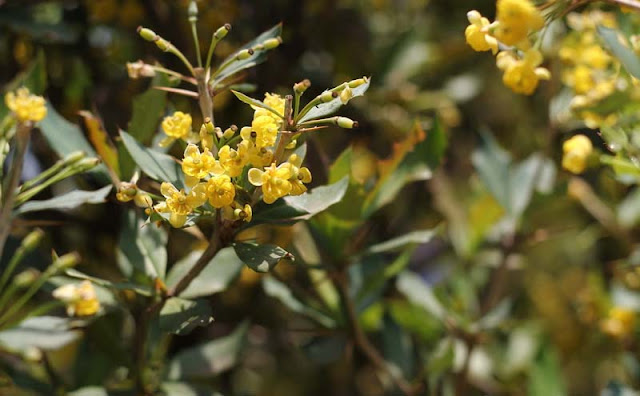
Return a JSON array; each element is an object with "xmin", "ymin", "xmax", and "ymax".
[
  {"xmin": 190, "ymin": 21, "xmax": 202, "ymax": 68},
  {"xmin": 274, "ymin": 96, "xmax": 293, "ymax": 164},
  {"xmin": 13, "ymin": 166, "xmax": 77, "ymax": 207},
  {"xmin": 0, "ymin": 236, "xmax": 34, "ymax": 299},
  {"xmin": 168, "ymin": 46, "xmax": 195, "ymax": 76},
  {"xmin": 0, "ymin": 123, "xmax": 31, "ymax": 261}
]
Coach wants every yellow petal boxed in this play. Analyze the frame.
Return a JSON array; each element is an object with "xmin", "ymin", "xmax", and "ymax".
[{"xmin": 248, "ymin": 168, "xmax": 265, "ymax": 186}]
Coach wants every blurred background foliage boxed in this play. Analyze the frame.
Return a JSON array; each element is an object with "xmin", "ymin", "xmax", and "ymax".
[{"xmin": 2, "ymin": 0, "xmax": 640, "ymax": 395}]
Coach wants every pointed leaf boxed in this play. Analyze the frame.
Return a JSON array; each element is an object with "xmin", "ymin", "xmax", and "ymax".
[
  {"xmin": 116, "ymin": 211, "xmax": 168, "ymax": 282},
  {"xmin": 396, "ymin": 271, "xmax": 446, "ymax": 321},
  {"xmin": 232, "ymin": 90, "xmax": 283, "ymax": 118},
  {"xmin": 233, "ymin": 243, "xmax": 292, "ymax": 273},
  {"xmin": 0, "ymin": 316, "xmax": 81, "ymax": 352},
  {"xmin": 598, "ymin": 26, "xmax": 640, "ymax": 79},
  {"xmin": 262, "ymin": 276, "xmax": 335, "ymax": 327},
  {"xmin": 80, "ymin": 111, "xmax": 119, "ymax": 178},
  {"xmin": 15, "ymin": 185, "xmax": 112, "ymax": 214},
  {"xmin": 129, "ymin": 74, "xmax": 171, "ymax": 144},
  {"xmin": 119, "ymin": 129, "xmax": 184, "ymax": 188},
  {"xmin": 364, "ymin": 228, "xmax": 438, "ymax": 255}
]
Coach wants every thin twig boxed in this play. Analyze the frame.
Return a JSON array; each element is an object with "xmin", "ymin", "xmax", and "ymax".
[{"xmin": 153, "ymin": 86, "xmax": 199, "ymax": 98}]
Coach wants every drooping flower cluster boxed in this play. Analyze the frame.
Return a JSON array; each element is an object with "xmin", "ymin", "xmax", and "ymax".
[
  {"xmin": 4, "ymin": 87, "xmax": 47, "ymax": 123},
  {"xmin": 53, "ymin": 280, "xmax": 101, "ymax": 317},
  {"xmin": 149, "ymin": 92, "xmax": 312, "ymax": 228},
  {"xmin": 465, "ymin": 0, "xmax": 550, "ymax": 95}
]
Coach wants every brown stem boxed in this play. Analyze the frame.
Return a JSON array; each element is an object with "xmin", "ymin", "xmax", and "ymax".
[
  {"xmin": 274, "ymin": 95, "xmax": 293, "ymax": 164},
  {"xmin": 334, "ymin": 272, "xmax": 420, "ymax": 396},
  {"xmin": 0, "ymin": 123, "xmax": 31, "ymax": 261}
]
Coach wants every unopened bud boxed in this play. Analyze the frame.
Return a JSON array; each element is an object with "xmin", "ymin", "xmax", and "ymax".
[
  {"xmin": 63, "ymin": 151, "xmax": 86, "ymax": 165},
  {"xmin": 348, "ymin": 77, "xmax": 368, "ymax": 88},
  {"xmin": 336, "ymin": 117, "xmax": 357, "ymax": 129},
  {"xmin": 263, "ymin": 37, "xmax": 282, "ymax": 50},
  {"xmin": 214, "ymin": 24, "xmax": 231, "ymax": 40},
  {"xmin": 54, "ymin": 252, "xmax": 80, "ymax": 271},
  {"xmin": 294, "ymin": 79, "xmax": 311, "ymax": 94},
  {"xmin": 14, "ymin": 269, "xmax": 40, "ymax": 288},
  {"xmin": 137, "ymin": 27, "xmax": 157, "ymax": 42},
  {"xmin": 213, "ymin": 127, "xmax": 223, "ymax": 138},
  {"xmin": 223, "ymin": 125, "xmax": 237, "ymax": 139},
  {"xmin": 127, "ymin": 61, "xmax": 155, "ymax": 79},
  {"xmin": 188, "ymin": 1, "xmax": 198, "ymax": 20},
  {"xmin": 21, "ymin": 229, "xmax": 44, "ymax": 251},
  {"xmin": 155, "ymin": 38, "xmax": 171, "ymax": 52},
  {"xmin": 23, "ymin": 347, "xmax": 43, "ymax": 363},
  {"xmin": 339, "ymin": 86, "xmax": 353, "ymax": 104},
  {"xmin": 237, "ymin": 49, "xmax": 254, "ymax": 60},
  {"xmin": 321, "ymin": 91, "xmax": 337, "ymax": 103},
  {"xmin": 204, "ymin": 118, "xmax": 215, "ymax": 134},
  {"xmin": 74, "ymin": 158, "xmax": 101, "ymax": 172},
  {"xmin": 134, "ymin": 193, "xmax": 153, "ymax": 208}
]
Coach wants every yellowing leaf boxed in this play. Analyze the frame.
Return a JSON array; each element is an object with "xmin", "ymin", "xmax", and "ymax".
[{"xmin": 79, "ymin": 111, "xmax": 120, "ymax": 183}]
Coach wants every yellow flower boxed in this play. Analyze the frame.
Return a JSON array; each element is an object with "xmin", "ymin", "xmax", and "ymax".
[
  {"xmin": 205, "ymin": 174, "xmax": 236, "ymax": 208},
  {"xmin": 218, "ymin": 143, "xmax": 249, "ymax": 177},
  {"xmin": 53, "ymin": 281, "xmax": 100, "ymax": 317},
  {"xmin": 465, "ymin": 10, "xmax": 498, "ymax": 54},
  {"xmin": 562, "ymin": 134, "xmax": 592, "ymax": 174},
  {"xmin": 246, "ymin": 142, "xmax": 274, "ymax": 168},
  {"xmin": 601, "ymin": 307, "xmax": 635, "ymax": 338},
  {"xmin": 494, "ymin": 0, "xmax": 544, "ymax": 46},
  {"xmin": 248, "ymin": 163, "xmax": 293, "ymax": 204},
  {"xmin": 285, "ymin": 154, "xmax": 312, "ymax": 196},
  {"xmin": 161, "ymin": 111, "xmax": 192, "ymax": 142},
  {"xmin": 255, "ymin": 93, "xmax": 285, "ymax": 121},
  {"xmin": 497, "ymin": 49, "xmax": 550, "ymax": 95},
  {"xmin": 5, "ymin": 87, "xmax": 47, "ymax": 122},
  {"xmin": 182, "ymin": 144, "xmax": 223, "ymax": 187},
  {"xmin": 250, "ymin": 115, "xmax": 279, "ymax": 148},
  {"xmin": 159, "ymin": 182, "xmax": 207, "ymax": 227},
  {"xmin": 233, "ymin": 204, "xmax": 253, "ymax": 222}
]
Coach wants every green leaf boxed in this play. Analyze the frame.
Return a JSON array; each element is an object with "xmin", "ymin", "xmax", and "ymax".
[
  {"xmin": 328, "ymin": 146, "xmax": 352, "ymax": 184},
  {"xmin": 382, "ymin": 314, "xmax": 414, "ymax": 379},
  {"xmin": 39, "ymin": 104, "xmax": 110, "ymax": 182},
  {"xmin": 119, "ymin": 129, "xmax": 184, "ymax": 188},
  {"xmin": 303, "ymin": 335, "xmax": 347, "ymax": 365},
  {"xmin": 356, "ymin": 250, "xmax": 413, "ymax": 304},
  {"xmin": 396, "ymin": 271, "xmax": 446, "ymax": 321},
  {"xmin": 67, "ymin": 387, "xmax": 108, "ymax": 396},
  {"xmin": 167, "ymin": 321, "xmax": 249, "ymax": 379},
  {"xmin": 159, "ymin": 297, "xmax": 214, "ymax": 335},
  {"xmin": 262, "ymin": 276, "xmax": 335, "ymax": 327},
  {"xmin": 129, "ymin": 74, "xmax": 171, "ymax": 144},
  {"xmin": 231, "ymin": 90, "xmax": 283, "ymax": 119},
  {"xmin": 363, "ymin": 228, "xmax": 438, "ymax": 255},
  {"xmin": 299, "ymin": 78, "xmax": 371, "ymax": 123},
  {"xmin": 250, "ymin": 177, "xmax": 349, "ymax": 225},
  {"xmin": 211, "ymin": 24, "xmax": 282, "ymax": 88},
  {"xmin": 166, "ymin": 248, "xmax": 243, "ymax": 299},
  {"xmin": 15, "ymin": 185, "xmax": 112, "ymax": 214},
  {"xmin": 116, "ymin": 210, "xmax": 168, "ymax": 282},
  {"xmin": 528, "ymin": 346, "xmax": 566, "ymax": 396},
  {"xmin": 598, "ymin": 25, "xmax": 640, "ymax": 79},
  {"xmin": 0, "ymin": 316, "xmax": 81, "ymax": 352},
  {"xmin": 161, "ymin": 382, "xmax": 223, "ymax": 396},
  {"xmin": 233, "ymin": 243, "xmax": 292, "ymax": 273}
]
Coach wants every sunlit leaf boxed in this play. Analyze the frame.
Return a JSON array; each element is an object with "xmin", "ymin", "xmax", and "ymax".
[
  {"xmin": 396, "ymin": 271, "xmax": 446, "ymax": 321},
  {"xmin": 233, "ymin": 242, "xmax": 292, "ymax": 273},
  {"xmin": 0, "ymin": 316, "xmax": 81, "ymax": 352},
  {"xmin": 15, "ymin": 185, "xmax": 112, "ymax": 214},
  {"xmin": 167, "ymin": 321, "xmax": 249, "ymax": 379},
  {"xmin": 159, "ymin": 297, "xmax": 214, "ymax": 335},
  {"xmin": 79, "ymin": 111, "xmax": 119, "ymax": 179},
  {"xmin": 166, "ymin": 248, "xmax": 243, "ymax": 299},
  {"xmin": 119, "ymin": 129, "xmax": 184, "ymax": 188}
]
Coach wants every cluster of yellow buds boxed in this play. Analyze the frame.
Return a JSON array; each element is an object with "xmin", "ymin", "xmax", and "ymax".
[
  {"xmin": 559, "ymin": 11, "xmax": 621, "ymax": 129},
  {"xmin": 562, "ymin": 134, "xmax": 593, "ymax": 174},
  {"xmin": 115, "ymin": 181, "xmax": 153, "ymax": 208},
  {"xmin": 4, "ymin": 87, "xmax": 47, "ymax": 123},
  {"xmin": 465, "ymin": 0, "xmax": 550, "ymax": 95},
  {"xmin": 149, "ymin": 92, "xmax": 313, "ymax": 228},
  {"xmin": 52, "ymin": 280, "xmax": 101, "ymax": 317}
]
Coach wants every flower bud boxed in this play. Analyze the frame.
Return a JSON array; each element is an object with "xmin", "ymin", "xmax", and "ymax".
[
  {"xmin": 204, "ymin": 118, "xmax": 215, "ymax": 134},
  {"xmin": 223, "ymin": 125, "xmax": 237, "ymax": 139},
  {"xmin": 214, "ymin": 24, "xmax": 231, "ymax": 40},
  {"xmin": 263, "ymin": 37, "xmax": 282, "ymax": 50},
  {"xmin": 294, "ymin": 79, "xmax": 311, "ymax": 94},
  {"xmin": 348, "ymin": 77, "xmax": 368, "ymax": 88},
  {"xmin": 188, "ymin": 1, "xmax": 198, "ymax": 20},
  {"xmin": 214, "ymin": 127, "xmax": 223, "ymax": 138},
  {"xmin": 336, "ymin": 117, "xmax": 357, "ymax": 129},
  {"xmin": 74, "ymin": 158, "xmax": 101, "ymax": 172},
  {"xmin": 127, "ymin": 61, "xmax": 156, "ymax": 79},
  {"xmin": 63, "ymin": 151, "xmax": 86, "ymax": 165},
  {"xmin": 339, "ymin": 86, "xmax": 353, "ymax": 104},
  {"xmin": 321, "ymin": 90, "xmax": 337, "ymax": 103},
  {"xmin": 22, "ymin": 347, "xmax": 43, "ymax": 363},
  {"xmin": 134, "ymin": 192, "xmax": 153, "ymax": 208},
  {"xmin": 21, "ymin": 228, "xmax": 44, "ymax": 251},
  {"xmin": 237, "ymin": 48, "xmax": 254, "ymax": 60},
  {"xmin": 54, "ymin": 252, "xmax": 80, "ymax": 271},
  {"xmin": 137, "ymin": 26, "xmax": 157, "ymax": 41},
  {"xmin": 14, "ymin": 269, "xmax": 40, "ymax": 288}
]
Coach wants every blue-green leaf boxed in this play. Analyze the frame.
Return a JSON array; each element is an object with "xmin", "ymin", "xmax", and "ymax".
[
  {"xmin": 598, "ymin": 26, "xmax": 640, "ymax": 79},
  {"xmin": 15, "ymin": 185, "xmax": 112, "ymax": 214},
  {"xmin": 233, "ymin": 243, "xmax": 292, "ymax": 273}
]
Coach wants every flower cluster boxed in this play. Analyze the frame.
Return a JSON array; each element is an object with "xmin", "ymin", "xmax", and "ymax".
[
  {"xmin": 52, "ymin": 280, "xmax": 101, "ymax": 317},
  {"xmin": 149, "ymin": 93, "xmax": 312, "ymax": 228},
  {"xmin": 465, "ymin": 0, "xmax": 550, "ymax": 95},
  {"xmin": 4, "ymin": 87, "xmax": 47, "ymax": 123}
]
